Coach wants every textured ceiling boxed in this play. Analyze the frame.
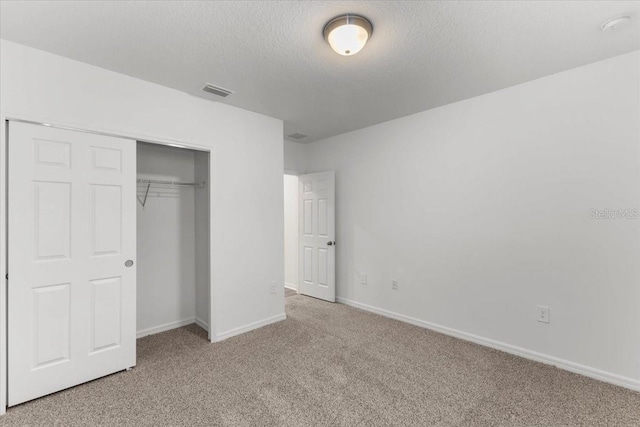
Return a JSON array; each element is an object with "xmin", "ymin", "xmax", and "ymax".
[{"xmin": 1, "ymin": 1, "xmax": 638, "ymax": 143}]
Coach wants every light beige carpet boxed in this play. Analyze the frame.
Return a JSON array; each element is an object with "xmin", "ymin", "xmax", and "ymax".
[
  {"xmin": 285, "ymin": 287, "xmax": 297, "ymax": 298},
  {"xmin": 2, "ymin": 295, "xmax": 639, "ymax": 426}
]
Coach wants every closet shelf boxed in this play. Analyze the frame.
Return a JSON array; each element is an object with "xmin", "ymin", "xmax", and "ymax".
[{"xmin": 136, "ymin": 179, "xmax": 206, "ymax": 208}]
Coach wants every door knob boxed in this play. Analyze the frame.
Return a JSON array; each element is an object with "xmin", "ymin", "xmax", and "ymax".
[
  {"xmin": 125, "ymin": 260, "xmax": 134, "ymax": 267},
  {"xmin": 327, "ymin": 241, "xmax": 336, "ymax": 246}
]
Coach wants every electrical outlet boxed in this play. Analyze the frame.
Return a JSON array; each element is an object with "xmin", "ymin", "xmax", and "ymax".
[
  {"xmin": 536, "ymin": 305, "xmax": 550, "ymax": 323},
  {"xmin": 270, "ymin": 281, "xmax": 277, "ymax": 294},
  {"xmin": 392, "ymin": 280, "xmax": 399, "ymax": 290},
  {"xmin": 359, "ymin": 273, "xmax": 367, "ymax": 285}
]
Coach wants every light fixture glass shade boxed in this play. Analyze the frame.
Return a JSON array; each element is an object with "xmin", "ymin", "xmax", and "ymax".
[
  {"xmin": 323, "ymin": 15, "xmax": 373, "ymax": 56},
  {"xmin": 601, "ymin": 16, "xmax": 631, "ymax": 32}
]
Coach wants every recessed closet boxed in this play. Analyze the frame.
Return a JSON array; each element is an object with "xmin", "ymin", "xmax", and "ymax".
[
  {"xmin": 136, "ymin": 142, "xmax": 210, "ymax": 340},
  {"xmin": 5, "ymin": 121, "xmax": 213, "ymax": 407}
]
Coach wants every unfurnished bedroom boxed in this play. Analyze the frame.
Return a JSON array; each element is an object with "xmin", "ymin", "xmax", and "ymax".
[{"xmin": 0, "ymin": 1, "xmax": 639, "ymax": 425}]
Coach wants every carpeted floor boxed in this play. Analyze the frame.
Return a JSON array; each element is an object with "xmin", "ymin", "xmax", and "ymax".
[
  {"xmin": 285, "ymin": 287, "xmax": 297, "ymax": 298},
  {"xmin": 2, "ymin": 295, "xmax": 640, "ymax": 426}
]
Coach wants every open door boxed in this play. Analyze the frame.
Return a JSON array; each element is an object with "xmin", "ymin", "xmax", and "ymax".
[
  {"xmin": 298, "ymin": 171, "xmax": 335, "ymax": 302},
  {"xmin": 7, "ymin": 122, "xmax": 137, "ymax": 406}
]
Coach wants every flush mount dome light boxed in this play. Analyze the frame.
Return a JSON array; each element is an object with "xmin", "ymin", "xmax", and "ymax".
[
  {"xmin": 601, "ymin": 16, "xmax": 631, "ymax": 32},
  {"xmin": 323, "ymin": 14, "xmax": 373, "ymax": 56}
]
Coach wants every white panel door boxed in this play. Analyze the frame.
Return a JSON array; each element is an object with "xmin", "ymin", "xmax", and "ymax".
[
  {"xmin": 8, "ymin": 122, "xmax": 137, "ymax": 406},
  {"xmin": 298, "ymin": 171, "xmax": 335, "ymax": 302}
]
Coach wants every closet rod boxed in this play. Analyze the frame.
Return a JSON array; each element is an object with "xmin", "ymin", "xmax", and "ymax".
[
  {"xmin": 136, "ymin": 179, "xmax": 206, "ymax": 208},
  {"xmin": 136, "ymin": 178, "xmax": 205, "ymax": 188}
]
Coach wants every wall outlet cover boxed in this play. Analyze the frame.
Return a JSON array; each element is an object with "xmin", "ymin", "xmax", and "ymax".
[
  {"xmin": 392, "ymin": 280, "xmax": 399, "ymax": 290},
  {"xmin": 359, "ymin": 273, "xmax": 367, "ymax": 285},
  {"xmin": 536, "ymin": 305, "xmax": 550, "ymax": 323}
]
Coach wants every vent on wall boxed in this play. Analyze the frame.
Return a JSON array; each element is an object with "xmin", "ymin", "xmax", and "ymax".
[
  {"xmin": 287, "ymin": 133, "xmax": 308, "ymax": 140},
  {"xmin": 202, "ymin": 83, "xmax": 234, "ymax": 98}
]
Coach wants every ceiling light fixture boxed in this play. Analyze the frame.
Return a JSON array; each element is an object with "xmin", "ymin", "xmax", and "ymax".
[
  {"xmin": 601, "ymin": 16, "xmax": 631, "ymax": 32},
  {"xmin": 323, "ymin": 14, "xmax": 373, "ymax": 56}
]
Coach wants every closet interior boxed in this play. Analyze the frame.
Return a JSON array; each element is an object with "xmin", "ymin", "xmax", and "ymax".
[{"xmin": 136, "ymin": 142, "xmax": 210, "ymax": 340}]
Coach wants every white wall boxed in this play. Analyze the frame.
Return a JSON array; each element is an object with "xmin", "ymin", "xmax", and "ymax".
[
  {"xmin": 136, "ymin": 143, "xmax": 198, "ymax": 336},
  {"xmin": 0, "ymin": 39, "xmax": 285, "ymax": 349},
  {"xmin": 284, "ymin": 140, "xmax": 307, "ymax": 173},
  {"xmin": 301, "ymin": 51, "xmax": 640, "ymax": 389},
  {"xmin": 284, "ymin": 175, "xmax": 299, "ymax": 290}
]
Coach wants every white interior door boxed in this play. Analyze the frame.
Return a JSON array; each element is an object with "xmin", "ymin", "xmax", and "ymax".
[
  {"xmin": 298, "ymin": 171, "xmax": 335, "ymax": 302},
  {"xmin": 8, "ymin": 122, "xmax": 137, "ymax": 406}
]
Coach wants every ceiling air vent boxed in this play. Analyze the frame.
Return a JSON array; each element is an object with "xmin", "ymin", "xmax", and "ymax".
[
  {"xmin": 288, "ymin": 133, "xmax": 308, "ymax": 140},
  {"xmin": 202, "ymin": 83, "xmax": 234, "ymax": 98}
]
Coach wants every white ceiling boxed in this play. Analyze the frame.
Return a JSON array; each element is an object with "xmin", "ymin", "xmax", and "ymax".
[{"xmin": 1, "ymin": 1, "xmax": 638, "ymax": 143}]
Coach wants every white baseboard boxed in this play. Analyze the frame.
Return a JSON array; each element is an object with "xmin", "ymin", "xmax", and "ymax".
[
  {"xmin": 214, "ymin": 313, "xmax": 287, "ymax": 342},
  {"xmin": 195, "ymin": 317, "xmax": 209, "ymax": 331},
  {"xmin": 336, "ymin": 297, "xmax": 640, "ymax": 392},
  {"xmin": 284, "ymin": 283, "xmax": 298, "ymax": 291},
  {"xmin": 136, "ymin": 317, "xmax": 195, "ymax": 339}
]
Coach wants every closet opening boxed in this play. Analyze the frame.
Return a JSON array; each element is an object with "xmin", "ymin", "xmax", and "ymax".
[{"xmin": 136, "ymin": 141, "xmax": 211, "ymax": 342}]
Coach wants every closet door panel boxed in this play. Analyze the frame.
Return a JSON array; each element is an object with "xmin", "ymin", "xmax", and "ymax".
[
  {"xmin": 8, "ymin": 122, "xmax": 137, "ymax": 406},
  {"xmin": 32, "ymin": 283, "xmax": 71, "ymax": 368},
  {"xmin": 33, "ymin": 181, "xmax": 72, "ymax": 260},
  {"xmin": 90, "ymin": 184, "xmax": 122, "ymax": 256},
  {"xmin": 90, "ymin": 277, "xmax": 122, "ymax": 353}
]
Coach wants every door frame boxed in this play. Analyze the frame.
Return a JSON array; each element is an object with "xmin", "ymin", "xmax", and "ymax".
[
  {"xmin": 0, "ymin": 113, "xmax": 216, "ymax": 414},
  {"xmin": 283, "ymin": 171, "xmax": 299, "ymax": 294}
]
